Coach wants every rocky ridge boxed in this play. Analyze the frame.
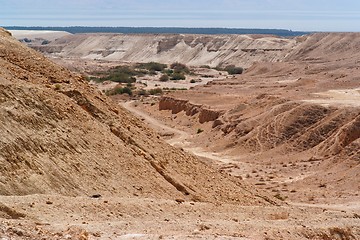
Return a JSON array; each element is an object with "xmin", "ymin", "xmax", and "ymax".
[{"xmin": 30, "ymin": 33, "xmax": 297, "ymax": 68}]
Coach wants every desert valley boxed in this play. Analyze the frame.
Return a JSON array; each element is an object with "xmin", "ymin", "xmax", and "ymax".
[{"xmin": 0, "ymin": 28, "xmax": 359, "ymax": 239}]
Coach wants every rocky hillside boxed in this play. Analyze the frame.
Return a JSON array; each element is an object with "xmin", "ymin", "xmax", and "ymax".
[
  {"xmin": 31, "ymin": 33, "xmax": 297, "ymax": 68},
  {"xmin": 0, "ymin": 28, "xmax": 273, "ymax": 204}
]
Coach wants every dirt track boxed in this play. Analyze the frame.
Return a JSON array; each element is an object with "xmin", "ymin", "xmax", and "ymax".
[
  {"xmin": 122, "ymin": 101, "xmax": 189, "ymax": 146},
  {"xmin": 122, "ymin": 101, "xmax": 244, "ymax": 165}
]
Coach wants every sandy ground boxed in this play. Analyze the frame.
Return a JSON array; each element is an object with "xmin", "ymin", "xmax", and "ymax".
[
  {"xmin": 1, "ymin": 194, "xmax": 360, "ymax": 240},
  {"xmin": 115, "ymin": 100, "xmax": 360, "ymax": 239},
  {"xmin": 304, "ymin": 88, "xmax": 360, "ymax": 107}
]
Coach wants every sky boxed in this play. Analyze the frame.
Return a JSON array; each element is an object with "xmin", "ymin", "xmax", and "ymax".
[{"xmin": 1, "ymin": 0, "xmax": 360, "ymax": 31}]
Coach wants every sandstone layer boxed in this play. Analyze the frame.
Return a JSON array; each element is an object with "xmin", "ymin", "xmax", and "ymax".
[{"xmin": 29, "ymin": 33, "xmax": 297, "ymax": 68}]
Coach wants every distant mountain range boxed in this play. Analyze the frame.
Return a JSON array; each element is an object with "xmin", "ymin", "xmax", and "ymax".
[{"xmin": 4, "ymin": 26, "xmax": 311, "ymax": 37}]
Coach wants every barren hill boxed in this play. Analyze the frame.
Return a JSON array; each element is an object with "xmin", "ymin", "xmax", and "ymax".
[
  {"xmin": 286, "ymin": 32, "xmax": 360, "ymax": 63},
  {"xmin": 0, "ymin": 27, "xmax": 270, "ymax": 204},
  {"xmin": 31, "ymin": 33, "xmax": 297, "ymax": 68}
]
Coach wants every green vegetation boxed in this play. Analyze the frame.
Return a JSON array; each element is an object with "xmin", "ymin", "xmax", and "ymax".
[
  {"xmin": 41, "ymin": 40, "xmax": 50, "ymax": 45},
  {"xmin": 200, "ymin": 65, "xmax": 211, "ymax": 69},
  {"xmin": 170, "ymin": 62, "xmax": 190, "ymax": 74},
  {"xmin": 155, "ymin": 62, "xmax": 190, "ymax": 80},
  {"xmin": 214, "ymin": 64, "xmax": 243, "ymax": 75},
  {"xmin": 163, "ymin": 87, "xmax": 188, "ymax": 91},
  {"xmin": 274, "ymin": 193, "xmax": 287, "ymax": 201},
  {"xmin": 201, "ymin": 75, "xmax": 214, "ymax": 78},
  {"xmin": 224, "ymin": 65, "xmax": 243, "ymax": 75},
  {"xmin": 197, "ymin": 128, "xmax": 204, "ymax": 134},
  {"xmin": 138, "ymin": 89, "xmax": 148, "ymax": 96},
  {"xmin": 90, "ymin": 62, "xmax": 171, "ymax": 84},
  {"xmin": 106, "ymin": 86, "xmax": 132, "ymax": 96},
  {"xmin": 93, "ymin": 66, "xmax": 141, "ymax": 83},
  {"xmin": 136, "ymin": 88, "xmax": 163, "ymax": 96},
  {"xmin": 159, "ymin": 74, "xmax": 169, "ymax": 82},
  {"xmin": 170, "ymin": 72, "xmax": 186, "ymax": 80},
  {"xmin": 162, "ymin": 69, "xmax": 174, "ymax": 76},
  {"xmin": 88, "ymin": 62, "xmax": 193, "ymax": 97},
  {"xmin": 54, "ymin": 84, "xmax": 61, "ymax": 91},
  {"xmin": 136, "ymin": 62, "xmax": 167, "ymax": 72},
  {"xmin": 148, "ymin": 88, "xmax": 163, "ymax": 95}
]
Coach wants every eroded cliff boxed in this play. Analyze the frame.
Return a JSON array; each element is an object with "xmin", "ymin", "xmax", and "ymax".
[{"xmin": 32, "ymin": 33, "xmax": 297, "ymax": 67}]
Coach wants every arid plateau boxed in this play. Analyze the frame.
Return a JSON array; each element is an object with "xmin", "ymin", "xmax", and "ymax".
[{"xmin": 0, "ymin": 28, "xmax": 359, "ymax": 239}]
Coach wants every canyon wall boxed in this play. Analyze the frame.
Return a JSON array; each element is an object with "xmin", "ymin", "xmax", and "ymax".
[
  {"xmin": 33, "ymin": 33, "xmax": 297, "ymax": 68},
  {"xmin": 159, "ymin": 97, "xmax": 223, "ymax": 124}
]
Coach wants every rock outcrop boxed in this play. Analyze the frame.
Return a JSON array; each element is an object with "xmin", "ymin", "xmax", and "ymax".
[{"xmin": 159, "ymin": 96, "xmax": 223, "ymax": 124}]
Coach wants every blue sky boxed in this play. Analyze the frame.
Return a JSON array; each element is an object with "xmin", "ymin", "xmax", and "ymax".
[{"xmin": 1, "ymin": 0, "xmax": 360, "ymax": 31}]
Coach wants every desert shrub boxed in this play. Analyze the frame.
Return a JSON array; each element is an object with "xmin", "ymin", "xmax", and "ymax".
[
  {"xmin": 214, "ymin": 65, "xmax": 224, "ymax": 71},
  {"xmin": 41, "ymin": 40, "xmax": 50, "ymax": 45},
  {"xmin": 200, "ymin": 65, "xmax": 211, "ymax": 69},
  {"xmin": 224, "ymin": 65, "xmax": 243, "ymax": 75},
  {"xmin": 93, "ymin": 66, "xmax": 143, "ymax": 83},
  {"xmin": 201, "ymin": 74, "xmax": 214, "ymax": 78},
  {"xmin": 138, "ymin": 89, "xmax": 148, "ymax": 96},
  {"xmin": 162, "ymin": 69, "xmax": 174, "ymax": 75},
  {"xmin": 22, "ymin": 38, "xmax": 31, "ymax": 43},
  {"xmin": 159, "ymin": 74, "xmax": 169, "ymax": 82},
  {"xmin": 106, "ymin": 86, "xmax": 132, "ymax": 96},
  {"xmin": 171, "ymin": 72, "xmax": 186, "ymax": 80},
  {"xmin": 110, "ymin": 74, "xmax": 136, "ymax": 83},
  {"xmin": 170, "ymin": 62, "xmax": 190, "ymax": 74},
  {"xmin": 136, "ymin": 62, "xmax": 167, "ymax": 71},
  {"xmin": 274, "ymin": 193, "xmax": 287, "ymax": 201},
  {"xmin": 148, "ymin": 88, "xmax": 163, "ymax": 95},
  {"xmin": 163, "ymin": 87, "xmax": 187, "ymax": 91},
  {"xmin": 197, "ymin": 128, "xmax": 204, "ymax": 134},
  {"xmin": 121, "ymin": 87, "xmax": 133, "ymax": 95},
  {"xmin": 54, "ymin": 84, "xmax": 61, "ymax": 91},
  {"xmin": 190, "ymin": 79, "xmax": 196, "ymax": 83}
]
